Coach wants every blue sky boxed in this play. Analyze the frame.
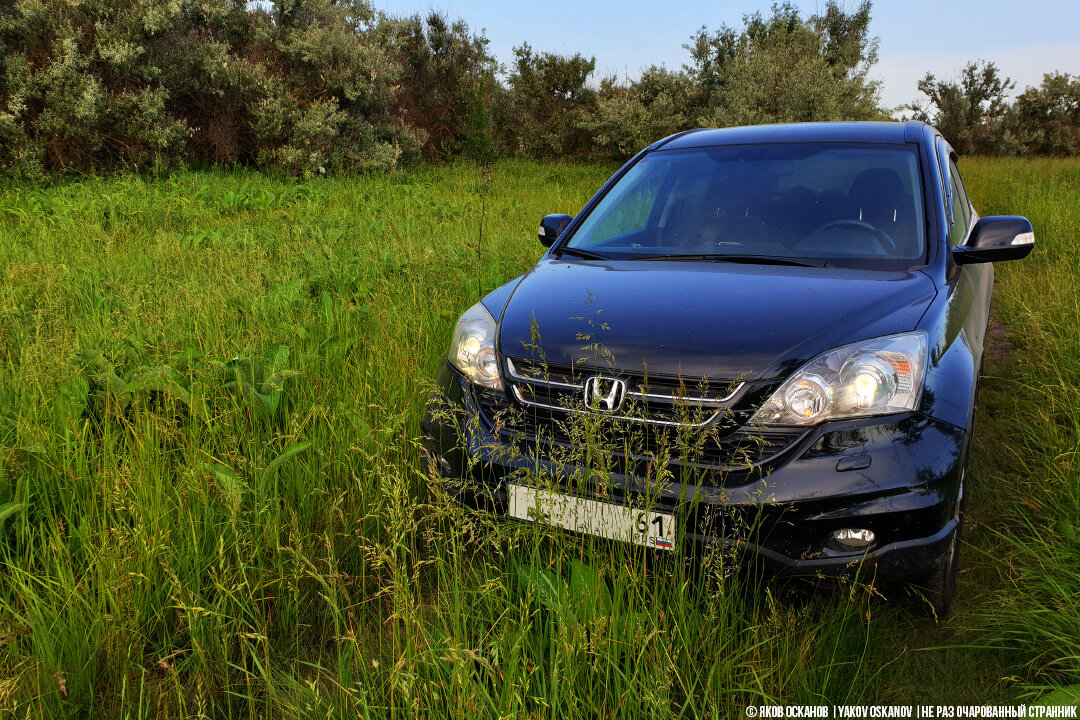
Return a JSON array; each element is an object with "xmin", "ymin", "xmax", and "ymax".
[{"xmin": 370, "ymin": 0, "xmax": 1079, "ymax": 109}]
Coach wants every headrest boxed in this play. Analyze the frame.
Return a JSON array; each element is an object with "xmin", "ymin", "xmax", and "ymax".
[{"xmin": 850, "ymin": 168, "xmax": 904, "ymax": 206}]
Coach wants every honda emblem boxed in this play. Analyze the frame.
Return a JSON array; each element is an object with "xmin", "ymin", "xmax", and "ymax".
[{"xmin": 584, "ymin": 375, "xmax": 627, "ymax": 412}]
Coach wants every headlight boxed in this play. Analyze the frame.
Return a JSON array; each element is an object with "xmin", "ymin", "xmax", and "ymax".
[
  {"xmin": 447, "ymin": 302, "xmax": 503, "ymax": 390},
  {"xmin": 750, "ymin": 332, "xmax": 927, "ymax": 425}
]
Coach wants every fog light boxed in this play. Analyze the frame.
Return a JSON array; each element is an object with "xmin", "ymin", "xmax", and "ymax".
[{"xmin": 830, "ymin": 528, "xmax": 876, "ymax": 551}]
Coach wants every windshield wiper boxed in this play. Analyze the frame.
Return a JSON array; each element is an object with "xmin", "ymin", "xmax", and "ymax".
[
  {"xmin": 553, "ymin": 246, "xmax": 611, "ymax": 260},
  {"xmin": 628, "ymin": 253, "xmax": 830, "ymax": 268}
]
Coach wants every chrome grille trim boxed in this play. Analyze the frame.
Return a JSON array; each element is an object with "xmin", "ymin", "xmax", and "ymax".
[
  {"xmin": 627, "ymin": 383, "xmax": 745, "ymax": 405},
  {"xmin": 511, "ymin": 384, "xmax": 725, "ymax": 428},
  {"xmin": 506, "ymin": 357, "xmax": 581, "ymax": 390},
  {"xmin": 505, "ymin": 357, "xmax": 746, "ymax": 406},
  {"xmin": 476, "ymin": 388, "xmax": 805, "ymax": 472}
]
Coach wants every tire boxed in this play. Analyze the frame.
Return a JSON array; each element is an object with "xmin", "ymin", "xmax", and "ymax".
[{"xmin": 912, "ymin": 516, "xmax": 961, "ymax": 618}]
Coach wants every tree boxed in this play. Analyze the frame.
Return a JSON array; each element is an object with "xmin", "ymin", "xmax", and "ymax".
[
  {"xmin": 1013, "ymin": 72, "xmax": 1080, "ymax": 156},
  {"xmin": 384, "ymin": 12, "xmax": 498, "ymax": 161},
  {"xmin": 495, "ymin": 43, "xmax": 597, "ymax": 157},
  {"xmin": 687, "ymin": 2, "xmax": 883, "ymax": 128},
  {"xmin": 579, "ymin": 67, "xmax": 692, "ymax": 158},
  {"xmin": 0, "ymin": 0, "xmax": 422, "ymax": 177},
  {"xmin": 911, "ymin": 61, "xmax": 1017, "ymax": 155}
]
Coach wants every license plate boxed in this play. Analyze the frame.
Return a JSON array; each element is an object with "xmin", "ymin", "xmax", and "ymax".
[{"xmin": 507, "ymin": 484, "xmax": 676, "ymax": 551}]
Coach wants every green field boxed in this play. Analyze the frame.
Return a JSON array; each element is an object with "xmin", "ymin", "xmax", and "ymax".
[{"xmin": 0, "ymin": 158, "xmax": 1077, "ymax": 716}]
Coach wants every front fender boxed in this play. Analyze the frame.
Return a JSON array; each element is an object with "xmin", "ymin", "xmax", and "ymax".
[{"xmin": 917, "ymin": 278, "xmax": 985, "ymax": 434}]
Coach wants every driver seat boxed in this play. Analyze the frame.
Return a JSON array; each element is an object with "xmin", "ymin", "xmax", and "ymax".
[{"xmin": 848, "ymin": 169, "xmax": 917, "ymax": 254}]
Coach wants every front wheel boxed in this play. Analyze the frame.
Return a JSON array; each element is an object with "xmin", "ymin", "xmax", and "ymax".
[{"xmin": 912, "ymin": 518, "xmax": 961, "ymax": 618}]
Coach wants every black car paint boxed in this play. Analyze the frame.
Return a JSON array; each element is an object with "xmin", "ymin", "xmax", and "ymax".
[
  {"xmin": 954, "ymin": 216, "xmax": 1035, "ymax": 264},
  {"xmin": 423, "ymin": 121, "xmax": 1025, "ymax": 582},
  {"xmin": 539, "ymin": 214, "xmax": 572, "ymax": 247},
  {"xmin": 495, "ymin": 260, "xmax": 937, "ymax": 382},
  {"xmin": 425, "ymin": 359, "xmax": 966, "ymax": 580}
]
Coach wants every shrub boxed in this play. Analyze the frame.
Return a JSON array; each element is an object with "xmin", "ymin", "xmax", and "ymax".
[
  {"xmin": 0, "ymin": 0, "xmax": 421, "ymax": 177},
  {"xmin": 909, "ymin": 61, "xmax": 1021, "ymax": 155},
  {"xmin": 579, "ymin": 68, "xmax": 693, "ymax": 159},
  {"xmin": 495, "ymin": 43, "xmax": 598, "ymax": 159},
  {"xmin": 0, "ymin": 0, "xmax": 188, "ymax": 176},
  {"xmin": 385, "ymin": 12, "xmax": 497, "ymax": 162},
  {"xmin": 1014, "ymin": 73, "xmax": 1080, "ymax": 156},
  {"xmin": 688, "ymin": 1, "xmax": 884, "ymax": 128}
]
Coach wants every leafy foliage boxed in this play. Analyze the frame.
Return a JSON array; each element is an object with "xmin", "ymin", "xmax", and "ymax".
[
  {"xmin": 1014, "ymin": 73, "xmax": 1080, "ymax": 156},
  {"xmin": 909, "ymin": 64, "xmax": 1080, "ymax": 156},
  {"xmin": 2, "ymin": 0, "xmax": 1078, "ymax": 179},
  {"xmin": 687, "ymin": 1, "xmax": 883, "ymax": 127},
  {"xmin": 579, "ymin": 68, "xmax": 693, "ymax": 159},
  {"xmin": 495, "ymin": 43, "xmax": 599, "ymax": 158},
  {"xmin": 499, "ymin": 1, "xmax": 886, "ymax": 161},
  {"xmin": 385, "ymin": 12, "xmax": 498, "ymax": 161},
  {"xmin": 0, "ymin": 0, "xmax": 421, "ymax": 177},
  {"xmin": 910, "ymin": 61, "xmax": 1018, "ymax": 155}
]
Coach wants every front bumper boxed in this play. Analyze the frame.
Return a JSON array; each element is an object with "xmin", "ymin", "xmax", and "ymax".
[{"xmin": 421, "ymin": 363, "xmax": 967, "ymax": 581}]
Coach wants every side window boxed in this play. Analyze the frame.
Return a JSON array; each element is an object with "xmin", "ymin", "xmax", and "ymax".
[
  {"xmin": 947, "ymin": 159, "xmax": 972, "ymax": 246},
  {"xmin": 583, "ymin": 167, "xmax": 665, "ymax": 245}
]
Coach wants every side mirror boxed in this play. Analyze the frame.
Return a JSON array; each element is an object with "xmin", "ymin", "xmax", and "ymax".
[
  {"xmin": 539, "ymin": 214, "xmax": 573, "ymax": 247},
  {"xmin": 953, "ymin": 216, "xmax": 1035, "ymax": 265}
]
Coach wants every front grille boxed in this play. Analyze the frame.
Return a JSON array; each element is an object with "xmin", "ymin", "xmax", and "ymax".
[
  {"xmin": 506, "ymin": 356, "xmax": 745, "ymax": 426},
  {"xmin": 477, "ymin": 357, "xmax": 806, "ymax": 476}
]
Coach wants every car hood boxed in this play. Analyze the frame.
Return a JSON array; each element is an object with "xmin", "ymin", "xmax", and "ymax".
[{"xmin": 495, "ymin": 258, "xmax": 937, "ymax": 381}]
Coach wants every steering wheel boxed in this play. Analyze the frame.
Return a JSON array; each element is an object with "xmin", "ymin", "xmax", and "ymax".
[{"xmin": 801, "ymin": 219, "xmax": 897, "ymax": 253}]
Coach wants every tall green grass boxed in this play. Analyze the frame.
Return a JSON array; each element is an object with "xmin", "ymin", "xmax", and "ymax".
[
  {"xmin": 0, "ymin": 163, "xmax": 876, "ymax": 716},
  {"xmin": 0, "ymin": 157, "xmax": 1076, "ymax": 715},
  {"xmin": 959, "ymin": 158, "xmax": 1080, "ymax": 697}
]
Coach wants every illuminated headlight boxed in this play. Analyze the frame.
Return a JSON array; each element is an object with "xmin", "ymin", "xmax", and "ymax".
[
  {"xmin": 447, "ymin": 302, "xmax": 503, "ymax": 390},
  {"xmin": 750, "ymin": 332, "xmax": 927, "ymax": 425}
]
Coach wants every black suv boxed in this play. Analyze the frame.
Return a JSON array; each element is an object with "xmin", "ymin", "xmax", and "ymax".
[{"xmin": 422, "ymin": 121, "xmax": 1034, "ymax": 615}]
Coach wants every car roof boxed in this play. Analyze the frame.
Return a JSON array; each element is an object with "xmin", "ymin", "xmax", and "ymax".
[{"xmin": 654, "ymin": 121, "xmax": 927, "ymax": 151}]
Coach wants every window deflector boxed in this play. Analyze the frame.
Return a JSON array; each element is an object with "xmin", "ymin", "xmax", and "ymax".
[{"xmin": 936, "ymin": 138, "xmax": 954, "ymax": 233}]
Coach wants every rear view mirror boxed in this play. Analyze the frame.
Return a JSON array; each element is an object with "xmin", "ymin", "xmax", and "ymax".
[
  {"xmin": 953, "ymin": 216, "xmax": 1035, "ymax": 265},
  {"xmin": 539, "ymin": 214, "xmax": 573, "ymax": 247}
]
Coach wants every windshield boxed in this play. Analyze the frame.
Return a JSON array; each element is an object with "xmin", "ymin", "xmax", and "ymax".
[{"xmin": 564, "ymin": 143, "xmax": 927, "ymax": 267}]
